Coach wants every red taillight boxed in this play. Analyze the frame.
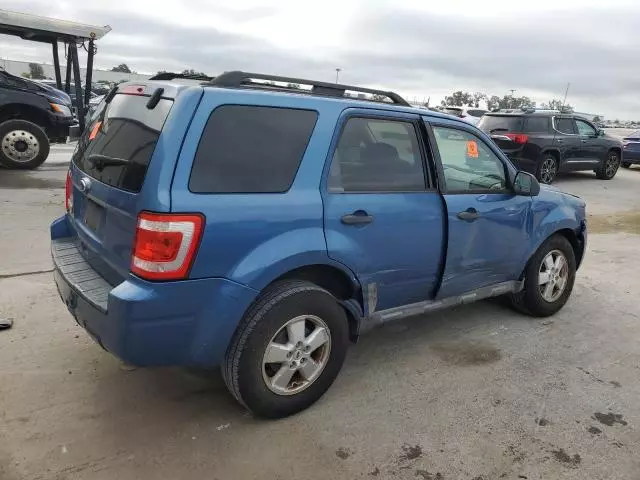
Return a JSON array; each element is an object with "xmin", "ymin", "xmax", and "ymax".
[
  {"xmin": 65, "ymin": 170, "xmax": 72, "ymax": 212},
  {"xmin": 131, "ymin": 212, "xmax": 204, "ymax": 281},
  {"xmin": 505, "ymin": 133, "xmax": 529, "ymax": 144}
]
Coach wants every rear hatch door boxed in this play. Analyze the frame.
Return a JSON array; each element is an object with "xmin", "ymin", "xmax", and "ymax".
[
  {"xmin": 478, "ymin": 115, "xmax": 525, "ymax": 156},
  {"xmin": 69, "ymin": 83, "xmax": 194, "ymax": 285}
]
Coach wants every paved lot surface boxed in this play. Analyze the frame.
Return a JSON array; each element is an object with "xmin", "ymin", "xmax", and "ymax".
[{"xmin": 1, "ymin": 145, "xmax": 639, "ymax": 480}]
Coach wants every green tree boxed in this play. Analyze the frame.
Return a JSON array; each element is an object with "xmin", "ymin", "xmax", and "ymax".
[
  {"xmin": 181, "ymin": 68, "xmax": 208, "ymax": 77},
  {"xmin": 541, "ymin": 99, "xmax": 573, "ymax": 112},
  {"xmin": 111, "ymin": 63, "xmax": 132, "ymax": 73},
  {"xmin": 441, "ymin": 91, "xmax": 488, "ymax": 108},
  {"xmin": 487, "ymin": 95, "xmax": 535, "ymax": 111},
  {"xmin": 28, "ymin": 63, "xmax": 46, "ymax": 79}
]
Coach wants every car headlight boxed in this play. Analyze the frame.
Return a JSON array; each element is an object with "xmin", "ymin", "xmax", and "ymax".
[{"xmin": 50, "ymin": 103, "xmax": 72, "ymax": 116}]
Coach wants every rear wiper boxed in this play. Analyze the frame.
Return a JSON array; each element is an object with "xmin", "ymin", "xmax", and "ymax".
[
  {"xmin": 489, "ymin": 128, "xmax": 509, "ymax": 133},
  {"xmin": 86, "ymin": 154, "xmax": 129, "ymax": 171}
]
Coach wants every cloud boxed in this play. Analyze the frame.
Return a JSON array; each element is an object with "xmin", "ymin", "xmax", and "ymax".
[{"xmin": 2, "ymin": 1, "xmax": 639, "ymax": 118}]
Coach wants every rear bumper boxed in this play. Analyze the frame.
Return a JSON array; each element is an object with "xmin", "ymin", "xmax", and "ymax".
[
  {"xmin": 51, "ymin": 215, "xmax": 259, "ymax": 367},
  {"xmin": 622, "ymin": 149, "xmax": 640, "ymax": 163}
]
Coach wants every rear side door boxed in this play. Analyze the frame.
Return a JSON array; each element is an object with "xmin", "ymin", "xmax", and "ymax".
[
  {"xmin": 575, "ymin": 118, "xmax": 607, "ymax": 165},
  {"xmin": 552, "ymin": 116, "xmax": 581, "ymax": 169},
  {"xmin": 323, "ymin": 109, "xmax": 445, "ymax": 312},
  {"xmin": 425, "ymin": 119, "xmax": 532, "ymax": 298}
]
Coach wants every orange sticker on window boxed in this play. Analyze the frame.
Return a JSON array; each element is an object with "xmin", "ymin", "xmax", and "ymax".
[
  {"xmin": 466, "ymin": 140, "xmax": 479, "ymax": 158},
  {"xmin": 88, "ymin": 121, "xmax": 102, "ymax": 140}
]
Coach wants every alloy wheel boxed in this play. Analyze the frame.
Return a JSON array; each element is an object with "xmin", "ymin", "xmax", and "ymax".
[{"xmin": 538, "ymin": 249, "xmax": 569, "ymax": 302}]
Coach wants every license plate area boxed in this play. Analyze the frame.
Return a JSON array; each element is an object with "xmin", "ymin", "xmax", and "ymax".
[{"xmin": 83, "ymin": 199, "xmax": 104, "ymax": 233}]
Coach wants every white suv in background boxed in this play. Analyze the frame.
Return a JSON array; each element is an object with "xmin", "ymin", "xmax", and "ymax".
[{"xmin": 443, "ymin": 106, "xmax": 488, "ymax": 125}]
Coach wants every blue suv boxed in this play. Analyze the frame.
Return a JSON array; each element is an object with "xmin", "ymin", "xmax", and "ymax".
[{"xmin": 51, "ymin": 72, "xmax": 587, "ymax": 418}]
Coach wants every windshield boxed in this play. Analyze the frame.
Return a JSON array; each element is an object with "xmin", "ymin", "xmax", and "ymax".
[{"xmin": 477, "ymin": 115, "xmax": 524, "ymax": 132}]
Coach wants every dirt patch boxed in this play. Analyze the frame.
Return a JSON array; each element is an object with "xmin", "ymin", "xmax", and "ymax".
[
  {"xmin": 551, "ymin": 448, "xmax": 581, "ymax": 468},
  {"xmin": 431, "ymin": 343, "xmax": 501, "ymax": 366},
  {"xmin": 335, "ymin": 448, "xmax": 352, "ymax": 460},
  {"xmin": 587, "ymin": 426, "xmax": 602, "ymax": 435},
  {"xmin": 399, "ymin": 444, "xmax": 423, "ymax": 461},
  {"xmin": 416, "ymin": 471, "xmax": 443, "ymax": 480},
  {"xmin": 588, "ymin": 211, "xmax": 640, "ymax": 234},
  {"xmin": 593, "ymin": 412, "xmax": 628, "ymax": 427}
]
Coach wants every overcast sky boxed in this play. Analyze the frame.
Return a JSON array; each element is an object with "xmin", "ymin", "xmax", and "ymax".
[{"xmin": 2, "ymin": 0, "xmax": 639, "ymax": 119}]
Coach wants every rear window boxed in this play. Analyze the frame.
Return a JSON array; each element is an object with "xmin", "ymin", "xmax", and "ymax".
[
  {"xmin": 73, "ymin": 94, "xmax": 173, "ymax": 192},
  {"xmin": 524, "ymin": 116, "xmax": 550, "ymax": 133},
  {"xmin": 477, "ymin": 115, "xmax": 524, "ymax": 132},
  {"xmin": 189, "ymin": 105, "xmax": 318, "ymax": 193}
]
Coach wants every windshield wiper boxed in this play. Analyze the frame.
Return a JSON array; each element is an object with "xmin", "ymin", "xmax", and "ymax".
[{"xmin": 86, "ymin": 154, "xmax": 129, "ymax": 171}]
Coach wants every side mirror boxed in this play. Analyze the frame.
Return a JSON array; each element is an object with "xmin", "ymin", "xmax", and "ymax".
[
  {"xmin": 598, "ymin": 129, "xmax": 606, "ymax": 137},
  {"xmin": 513, "ymin": 171, "xmax": 540, "ymax": 196}
]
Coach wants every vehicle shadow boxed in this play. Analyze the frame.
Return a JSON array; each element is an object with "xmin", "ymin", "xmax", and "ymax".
[{"xmin": 0, "ymin": 170, "xmax": 66, "ymax": 189}]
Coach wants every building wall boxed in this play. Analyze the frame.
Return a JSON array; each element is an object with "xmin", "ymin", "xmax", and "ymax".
[{"xmin": 0, "ymin": 58, "xmax": 150, "ymax": 83}]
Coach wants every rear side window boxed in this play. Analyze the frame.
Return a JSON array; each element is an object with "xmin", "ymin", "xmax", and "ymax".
[
  {"xmin": 73, "ymin": 94, "xmax": 173, "ymax": 192},
  {"xmin": 189, "ymin": 106, "xmax": 317, "ymax": 193},
  {"xmin": 477, "ymin": 115, "xmax": 523, "ymax": 132},
  {"xmin": 524, "ymin": 116, "xmax": 550, "ymax": 133},
  {"xmin": 554, "ymin": 117, "xmax": 576, "ymax": 134}
]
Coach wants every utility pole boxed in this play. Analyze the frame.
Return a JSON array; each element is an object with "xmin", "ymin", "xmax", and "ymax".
[{"xmin": 335, "ymin": 68, "xmax": 341, "ymax": 83}]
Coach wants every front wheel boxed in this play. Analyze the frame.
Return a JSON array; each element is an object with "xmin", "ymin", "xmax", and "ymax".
[
  {"xmin": 0, "ymin": 119, "xmax": 50, "ymax": 169},
  {"xmin": 595, "ymin": 151, "xmax": 620, "ymax": 179},
  {"xmin": 510, "ymin": 235, "xmax": 576, "ymax": 317},
  {"xmin": 223, "ymin": 280, "xmax": 349, "ymax": 418},
  {"xmin": 621, "ymin": 161, "xmax": 631, "ymax": 169}
]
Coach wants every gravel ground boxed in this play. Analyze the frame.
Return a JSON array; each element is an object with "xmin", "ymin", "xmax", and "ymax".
[{"xmin": 0, "ymin": 146, "xmax": 639, "ymax": 480}]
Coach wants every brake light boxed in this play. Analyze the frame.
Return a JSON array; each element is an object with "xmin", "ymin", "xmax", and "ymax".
[
  {"xmin": 119, "ymin": 84, "xmax": 146, "ymax": 95},
  {"xmin": 505, "ymin": 133, "xmax": 529, "ymax": 144},
  {"xmin": 65, "ymin": 170, "xmax": 72, "ymax": 212},
  {"xmin": 131, "ymin": 212, "xmax": 204, "ymax": 281}
]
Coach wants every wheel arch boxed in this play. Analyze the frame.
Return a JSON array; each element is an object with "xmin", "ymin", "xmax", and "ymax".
[
  {"xmin": 523, "ymin": 225, "xmax": 585, "ymax": 277},
  {"xmin": 0, "ymin": 104, "xmax": 51, "ymax": 130}
]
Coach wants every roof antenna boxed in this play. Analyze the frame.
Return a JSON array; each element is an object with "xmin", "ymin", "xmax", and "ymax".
[{"xmin": 560, "ymin": 82, "xmax": 570, "ymax": 113}]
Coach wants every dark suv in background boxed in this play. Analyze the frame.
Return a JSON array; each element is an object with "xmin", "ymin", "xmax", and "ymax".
[{"xmin": 478, "ymin": 110, "xmax": 622, "ymax": 184}]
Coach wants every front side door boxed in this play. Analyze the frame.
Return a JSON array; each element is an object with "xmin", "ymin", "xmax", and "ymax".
[
  {"xmin": 575, "ymin": 118, "xmax": 607, "ymax": 166},
  {"xmin": 323, "ymin": 111, "xmax": 445, "ymax": 313},
  {"xmin": 426, "ymin": 121, "xmax": 532, "ymax": 298}
]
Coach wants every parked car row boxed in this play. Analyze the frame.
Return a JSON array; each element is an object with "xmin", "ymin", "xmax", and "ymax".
[{"xmin": 52, "ymin": 72, "xmax": 587, "ymax": 418}]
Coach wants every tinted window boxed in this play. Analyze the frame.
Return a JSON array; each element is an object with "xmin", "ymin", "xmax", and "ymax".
[
  {"xmin": 433, "ymin": 126, "xmax": 507, "ymax": 193},
  {"xmin": 576, "ymin": 119, "xmax": 597, "ymax": 136},
  {"xmin": 328, "ymin": 117, "xmax": 426, "ymax": 192},
  {"xmin": 189, "ymin": 106, "xmax": 317, "ymax": 193},
  {"xmin": 524, "ymin": 116, "xmax": 550, "ymax": 133},
  {"xmin": 477, "ymin": 115, "xmax": 524, "ymax": 132},
  {"xmin": 73, "ymin": 94, "xmax": 173, "ymax": 192},
  {"xmin": 555, "ymin": 118, "xmax": 576, "ymax": 134}
]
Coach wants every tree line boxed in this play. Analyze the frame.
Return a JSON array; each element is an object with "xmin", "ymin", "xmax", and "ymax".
[{"xmin": 440, "ymin": 90, "xmax": 573, "ymax": 112}]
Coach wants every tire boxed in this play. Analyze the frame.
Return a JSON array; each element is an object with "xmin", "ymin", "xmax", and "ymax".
[
  {"xmin": 536, "ymin": 154, "xmax": 558, "ymax": 184},
  {"xmin": 621, "ymin": 161, "xmax": 631, "ymax": 169},
  {"xmin": 223, "ymin": 280, "xmax": 349, "ymax": 418},
  {"xmin": 0, "ymin": 119, "xmax": 50, "ymax": 169},
  {"xmin": 509, "ymin": 234, "xmax": 576, "ymax": 317},
  {"xmin": 595, "ymin": 150, "xmax": 620, "ymax": 179}
]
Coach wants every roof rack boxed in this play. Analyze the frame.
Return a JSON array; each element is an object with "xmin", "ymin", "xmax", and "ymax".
[
  {"xmin": 206, "ymin": 71, "xmax": 411, "ymax": 106},
  {"xmin": 148, "ymin": 72, "xmax": 214, "ymax": 82}
]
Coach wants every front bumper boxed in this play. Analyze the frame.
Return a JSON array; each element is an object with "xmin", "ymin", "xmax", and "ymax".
[
  {"xmin": 47, "ymin": 113, "xmax": 75, "ymax": 142},
  {"xmin": 51, "ymin": 216, "xmax": 258, "ymax": 367}
]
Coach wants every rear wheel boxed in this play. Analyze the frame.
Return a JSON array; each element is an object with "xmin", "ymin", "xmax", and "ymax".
[
  {"xmin": 536, "ymin": 154, "xmax": 558, "ymax": 184},
  {"xmin": 0, "ymin": 119, "xmax": 50, "ymax": 169},
  {"xmin": 223, "ymin": 280, "xmax": 349, "ymax": 418},
  {"xmin": 510, "ymin": 235, "xmax": 576, "ymax": 317},
  {"xmin": 595, "ymin": 151, "xmax": 620, "ymax": 179}
]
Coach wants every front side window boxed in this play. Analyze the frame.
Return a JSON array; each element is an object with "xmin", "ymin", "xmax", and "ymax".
[
  {"xmin": 555, "ymin": 117, "xmax": 576, "ymax": 134},
  {"xmin": 432, "ymin": 126, "xmax": 507, "ymax": 193},
  {"xmin": 576, "ymin": 119, "xmax": 597, "ymax": 136},
  {"xmin": 328, "ymin": 117, "xmax": 426, "ymax": 192}
]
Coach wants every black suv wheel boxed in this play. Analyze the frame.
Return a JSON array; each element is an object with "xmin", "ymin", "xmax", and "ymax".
[
  {"xmin": 536, "ymin": 154, "xmax": 558, "ymax": 184},
  {"xmin": 595, "ymin": 150, "xmax": 620, "ymax": 180}
]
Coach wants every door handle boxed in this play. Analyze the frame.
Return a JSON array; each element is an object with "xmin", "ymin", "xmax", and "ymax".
[
  {"xmin": 457, "ymin": 208, "xmax": 479, "ymax": 222},
  {"xmin": 581, "ymin": 139, "xmax": 587, "ymax": 143},
  {"xmin": 341, "ymin": 210, "xmax": 374, "ymax": 225}
]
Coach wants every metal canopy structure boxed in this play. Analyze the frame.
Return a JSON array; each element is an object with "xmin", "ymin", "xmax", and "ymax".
[{"xmin": 0, "ymin": 9, "xmax": 111, "ymax": 131}]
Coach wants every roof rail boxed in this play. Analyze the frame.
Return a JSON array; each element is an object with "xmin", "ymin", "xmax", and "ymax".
[
  {"xmin": 207, "ymin": 70, "xmax": 411, "ymax": 106},
  {"xmin": 148, "ymin": 72, "xmax": 214, "ymax": 82}
]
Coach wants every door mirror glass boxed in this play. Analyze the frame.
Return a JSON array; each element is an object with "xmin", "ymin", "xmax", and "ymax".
[{"xmin": 513, "ymin": 171, "xmax": 540, "ymax": 196}]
